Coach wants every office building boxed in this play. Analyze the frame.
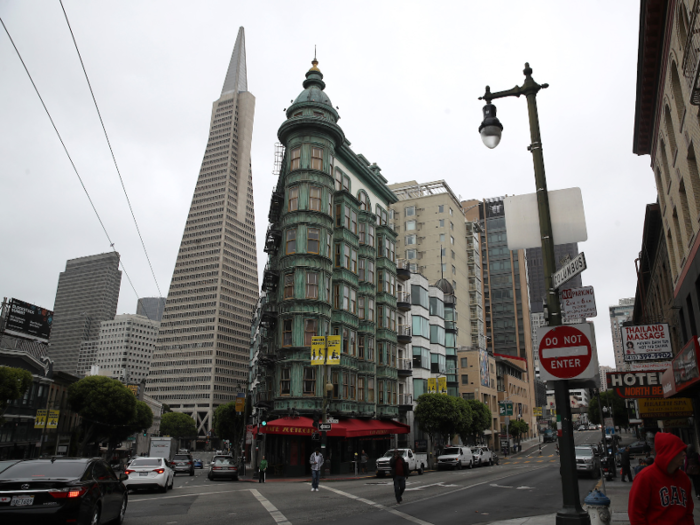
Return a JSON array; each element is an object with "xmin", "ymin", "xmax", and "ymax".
[
  {"xmin": 95, "ymin": 314, "xmax": 159, "ymax": 383},
  {"xmin": 147, "ymin": 27, "xmax": 259, "ymax": 439},
  {"xmin": 48, "ymin": 252, "xmax": 121, "ymax": 376},
  {"xmin": 526, "ymin": 244, "xmax": 582, "ymax": 314},
  {"xmin": 599, "ymin": 365, "xmax": 614, "ymax": 392},
  {"xmin": 610, "ymin": 298, "xmax": 634, "ymax": 370},
  {"xmin": 136, "ymin": 297, "xmax": 166, "ymax": 322}
]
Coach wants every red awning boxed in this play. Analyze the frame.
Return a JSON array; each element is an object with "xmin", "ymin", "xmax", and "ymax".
[{"xmin": 260, "ymin": 417, "xmax": 409, "ymax": 438}]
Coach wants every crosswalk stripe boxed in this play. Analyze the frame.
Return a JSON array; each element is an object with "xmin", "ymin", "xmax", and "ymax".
[{"xmin": 250, "ymin": 489, "xmax": 292, "ymax": 525}]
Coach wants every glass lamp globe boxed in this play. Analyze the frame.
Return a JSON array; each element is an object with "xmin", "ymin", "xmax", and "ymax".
[{"xmin": 480, "ymin": 126, "xmax": 502, "ymax": 149}]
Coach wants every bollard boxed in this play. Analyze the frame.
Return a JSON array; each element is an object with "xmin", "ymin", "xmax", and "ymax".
[{"xmin": 584, "ymin": 489, "xmax": 611, "ymax": 525}]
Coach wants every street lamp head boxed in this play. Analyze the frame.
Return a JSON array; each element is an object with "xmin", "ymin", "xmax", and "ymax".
[{"xmin": 479, "ymin": 101, "xmax": 503, "ymax": 149}]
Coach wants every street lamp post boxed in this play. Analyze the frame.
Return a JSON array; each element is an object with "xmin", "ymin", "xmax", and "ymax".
[{"xmin": 479, "ymin": 63, "xmax": 589, "ymax": 525}]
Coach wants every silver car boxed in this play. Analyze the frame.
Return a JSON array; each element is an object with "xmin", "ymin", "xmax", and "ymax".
[
  {"xmin": 124, "ymin": 457, "xmax": 174, "ymax": 493},
  {"xmin": 574, "ymin": 446, "xmax": 600, "ymax": 478}
]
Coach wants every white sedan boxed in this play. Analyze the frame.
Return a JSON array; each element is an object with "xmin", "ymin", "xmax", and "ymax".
[{"xmin": 123, "ymin": 457, "xmax": 174, "ymax": 493}]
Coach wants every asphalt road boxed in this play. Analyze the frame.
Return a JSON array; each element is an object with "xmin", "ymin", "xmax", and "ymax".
[{"xmin": 123, "ymin": 431, "xmax": 613, "ymax": 525}]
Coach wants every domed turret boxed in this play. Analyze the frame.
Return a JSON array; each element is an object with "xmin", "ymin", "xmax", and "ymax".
[
  {"xmin": 434, "ymin": 278, "xmax": 454, "ymax": 296},
  {"xmin": 293, "ymin": 58, "xmax": 333, "ymax": 106}
]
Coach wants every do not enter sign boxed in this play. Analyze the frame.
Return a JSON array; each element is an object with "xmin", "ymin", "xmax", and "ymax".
[{"xmin": 537, "ymin": 323, "xmax": 598, "ymax": 382}]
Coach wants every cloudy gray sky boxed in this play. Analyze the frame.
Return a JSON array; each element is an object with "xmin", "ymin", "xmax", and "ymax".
[{"xmin": 0, "ymin": 1, "xmax": 651, "ymax": 368}]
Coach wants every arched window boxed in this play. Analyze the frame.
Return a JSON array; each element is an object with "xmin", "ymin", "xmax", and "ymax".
[
  {"xmin": 686, "ymin": 143, "xmax": 700, "ymax": 216},
  {"xmin": 664, "ymin": 105, "xmax": 679, "ymax": 159},
  {"xmin": 358, "ymin": 191, "xmax": 369, "ymax": 211},
  {"xmin": 659, "ymin": 138, "xmax": 673, "ymax": 190},
  {"xmin": 671, "ymin": 63, "xmax": 686, "ymax": 125},
  {"xmin": 677, "ymin": 3, "xmax": 689, "ymax": 47},
  {"xmin": 655, "ymin": 167, "xmax": 667, "ymax": 210}
]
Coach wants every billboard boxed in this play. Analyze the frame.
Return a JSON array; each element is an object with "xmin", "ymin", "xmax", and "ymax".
[
  {"xmin": 621, "ymin": 323, "xmax": 672, "ymax": 362},
  {"xmin": 479, "ymin": 349, "xmax": 490, "ymax": 387},
  {"xmin": 606, "ymin": 371, "xmax": 665, "ymax": 398},
  {"xmin": 5, "ymin": 298, "xmax": 53, "ymax": 340}
]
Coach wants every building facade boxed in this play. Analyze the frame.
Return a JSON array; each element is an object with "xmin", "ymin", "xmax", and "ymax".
[
  {"xmin": 147, "ymin": 27, "xmax": 259, "ymax": 439},
  {"xmin": 136, "ymin": 297, "xmax": 166, "ymax": 323},
  {"xmin": 599, "ymin": 365, "xmax": 614, "ymax": 392},
  {"xmin": 526, "ymin": 244, "xmax": 583, "ymax": 314},
  {"xmin": 250, "ymin": 57, "xmax": 404, "ymax": 476},
  {"xmin": 48, "ymin": 252, "xmax": 122, "ymax": 376},
  {"xmin": 94, "ymin": 314, "xmax": 159, "ymax": 384},
  {"xmin": 609, "ymin": 298, "xmax": 635, "ymax": 370}
]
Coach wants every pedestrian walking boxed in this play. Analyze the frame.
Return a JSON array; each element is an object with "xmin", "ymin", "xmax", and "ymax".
[
  {"xmin": 684, "ymin": 446, "xmax": 700, "ymax": 500},
  {"xmin": 258, "ymin": 456, "xmax": 268, "ymax": 483},
  {"xmin": 310, "ymin": 448, "xmax": 324, "ymax": 492},
  {"xmin": 390, "ymin": 450, "xmax": 408, "ymax": 504},
  {"xmin": 629, "ymin": 433, "xmax": 693, "ymax": 524},
  {"xmin": 361, "ymin": 450, "xmax": 369, "ymax": 474},
  {"xmin": 621, "ymin": 446, "xmax": 634, "ymax": 482},
  {"xmin": 634, "ymin": 458, "xmax": 647, "ymax": 476}
]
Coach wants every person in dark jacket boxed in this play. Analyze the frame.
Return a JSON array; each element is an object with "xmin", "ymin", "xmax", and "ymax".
[
  {"xmin": 621, "ymin": 446, "xmax": 634, "ymax": 482},
  {"xmin": 683, "ymin": 446, "xmax": 700, "ymax": 499},
  {"xmin": 389, "ymin": 450, "xmax": 408, "ymax": 504}
]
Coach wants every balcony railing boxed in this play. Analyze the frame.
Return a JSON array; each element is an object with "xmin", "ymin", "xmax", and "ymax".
[
  {"xmin": 397, "ymin": 325, "xmax": 411, "ymax": 337},
  {"xmin": 398, "ymin": 393, "xmax": 413, "ymax": 405},
  {"xmin": 683, "ymin": 0, "xmax": 700, "ymax": 104},
  {"xmin": 397, "ymin": 358, "xmax": 413, "ymax": 371}
]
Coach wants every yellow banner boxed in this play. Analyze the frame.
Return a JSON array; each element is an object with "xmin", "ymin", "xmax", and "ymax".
[
  {"xmin": 35, "ymin": 409, "xmax": 48, "ymax": 429},
  {"xmin": 46, "ymin": 410, "xmax": 60, "ymax": 430},
  {"xmin": 639, "ymin": 398, "xmax": 693, "ymax": 418},
  {"xmin": 427, "ymin": 378, "xmax": 437, "ymax": 394},
  {"xmin": 235, "ymin": 397, "xmax": 245, "ymax": 413},
  {"xmin": 533, "ymin": 407, "xmax": 543, "ymax": 417},
  {"xmin": 127, "ymin": 384, "xmax": 139, "ymax": 397},
  {"xmin": 311, "ymin": 336, "xmax": 326, "ymax": 365},
  {"xmin": 326, "ymin": 335, "xmax": 341, "ymax": 365},
  {"xmin": 438, "ymin": 377, "xmax": 447, "ymax": 395}
]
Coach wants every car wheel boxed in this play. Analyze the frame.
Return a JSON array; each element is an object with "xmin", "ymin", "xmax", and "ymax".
[
  {"xmin": 456, "ymin": 461, "xmax": 461, "ymax": 470},
  {"xmin": 189, "ymin": 469, "xmax": 194, "ymax": 476},
  {"xmin": 208, "ymin": 473, "xmax": 213, "ymax": 481},
  {"xmin": 468, "ymin": 460, "xmax": 473, "ymax": 469},
  {"xmin": 489, "ymin": 458, "xmax": 493, "ymax": 466},
  {"xmin": 418, "ymin": 465, "xmax": 424, "ymax": 475},
  {"xmin": 111, "ymin": 495, "xmax": 127, "ymax": 525},
  {"xmin": 159, "ymin": 481, "xmax": 167, "ymax": 493},
  {"xmin": 88, "ymin": 504, "xmax": 101, "ymax": 525},
  {"xmin": 233, "ymin": 476, "xmax": 239, "ymax": 481}
]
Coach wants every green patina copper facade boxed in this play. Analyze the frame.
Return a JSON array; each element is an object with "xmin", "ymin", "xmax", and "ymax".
[{"xmin": 255, "ymin": 59, "xmax": 399, "ymax": 422}]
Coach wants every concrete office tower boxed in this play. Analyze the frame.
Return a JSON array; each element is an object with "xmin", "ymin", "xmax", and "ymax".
[
  {"xmin": 610, "ymin": 298, "xmax": 634, "ymax": 370},
  {"xmin": 599, "ymin": 365, "xmax": 614, "ymax": 391},
  {"xmin": 95, "ymin": 314, "xmax": 159, "ymax": 383},
  {"xmin": 48, "ymin": 252, "xmax": 121, "ymax": 375},
  {"xmin": 146, "ymin": 27, "xmax": 258, "ymax": 438},
  {"xmin": 526, "ymin": 244, "xmax": 582, "ymax": 314},
  {"xmin": 136, "ymin": 297, "xmax": 166, "ymax": 322}
]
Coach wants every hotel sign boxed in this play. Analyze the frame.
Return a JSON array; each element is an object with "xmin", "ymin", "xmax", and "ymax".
[{"xmin": 606, "ymin": 371, "xmax": 665, "ymax": 398}]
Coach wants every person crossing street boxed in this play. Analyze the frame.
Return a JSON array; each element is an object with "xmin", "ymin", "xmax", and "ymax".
[
  {"xmin": 390, "ymin": 450, "xmax": 408, "ymax": 504},
  {"xmin": 310, "ymin": 448, "xmax": 324, "ymax": 492}
]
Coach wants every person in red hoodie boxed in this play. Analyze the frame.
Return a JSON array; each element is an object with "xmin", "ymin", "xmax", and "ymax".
[{"xmin": 628, "ymin": 432, "xmax": 694, "ymax": 524}]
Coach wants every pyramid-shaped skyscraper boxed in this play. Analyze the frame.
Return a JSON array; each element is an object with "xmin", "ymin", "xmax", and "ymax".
[{"xmin": 147, "ymin": 27, "xmax": 258, "ymax": 438}]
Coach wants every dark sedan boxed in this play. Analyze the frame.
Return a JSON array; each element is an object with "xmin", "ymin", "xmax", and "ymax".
[
  {"xmin": 626, "ymin": 441, "xmax": 650, "ymax": 454},
  {"xmin": 0, "ymin": 457, "xmax": 127, "ymax": 525}
]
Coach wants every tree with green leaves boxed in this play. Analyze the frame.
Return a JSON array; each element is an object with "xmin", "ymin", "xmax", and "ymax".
[
  {"xmin": 464, "ymin": 399, "xmax": 491, "ymax": 443},
  {"xmin": 588, "ymin": 390, "xmax": 628, "ymax": 428},
  {"xmin": 68, "ymin": 376, "xmax": 137, "ymax": 456},
  {"xmin": 103, "ymin": 400, "xmax": 153, "ymax": 459},
  {"xmin": 160, "ymin": 412, "xmax": 197, "ymax": 443},
  {"xmin": 414, "ymin": 394, "xmax": 472, "ymax": 451},
  {"xmin": 162, "ymin": 403, "xmax": 172, "ymax": 414},
  {"xmin": 508, "ymin": 419, "xmax": 529, "ymax": 447},
  {"xmin": 213, "ymin": 400, "xmax": 248, "ymax": 458},
  {"xmin": 0, "ymin": 366, "xmax": 33, "ymax": 419}
]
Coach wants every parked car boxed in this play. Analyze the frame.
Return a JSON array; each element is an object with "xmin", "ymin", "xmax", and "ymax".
[
  {"xmin": 193, "ymin": 458, "xmax": 204, "ymax": 469},
  {"xmin": 625, "ymin": 441, "xmax": 649, "ymax": 454},
  {"xmin": 543, "ymin": 430, "xmax": 556, "ymax": 443},
  {"xmin": 437, "ymin": 446, "xmax": 474, "ymax": 470},
  {"xmin": 375, "ymin": 449, "xmax": 426, "ymax": 477},
  {"xmin": 0, "ymin": 457, "xmax": 128, "ymax": 525},
  {"xmin": 474, "ymin": 446, "xmax": 494, "ymax": 466},
  {"xmin": 171, "ymin": 453, "xmax": 195, "ymax": 476},
  {"xmin": 208, "ymin": 456, "xmax": 239, "ymax": 481},
  {"xmin": 574, "ymin": 446, "xmax": 601, "ymax": 478},
  {"xmin": 123, "ymin": 457, "xmax": 174, "ymax": 493}
]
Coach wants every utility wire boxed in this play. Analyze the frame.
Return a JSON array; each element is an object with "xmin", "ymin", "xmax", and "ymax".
[
  {"xmin": 0, "ymin": 16, "xmax": 140, "ymax": 300},
  {"xmin": 59, "ymin": 0, "xmax": 163, "ymax": 298}
]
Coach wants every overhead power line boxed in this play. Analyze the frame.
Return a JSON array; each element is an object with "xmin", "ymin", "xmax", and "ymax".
[
  {"xmin": 0, "ymin": 16, "xmax": 140, "ymax": 300},
  {"xmin": 59, "ymin": 0, "xmax": 163, "ymax": 298}
]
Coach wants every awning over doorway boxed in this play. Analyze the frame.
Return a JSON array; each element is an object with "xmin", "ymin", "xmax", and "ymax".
[{"xmin": 260, "ymin": 417, "xmax": 409, "ymax": 438}]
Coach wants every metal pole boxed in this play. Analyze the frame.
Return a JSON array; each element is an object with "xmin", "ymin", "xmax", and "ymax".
[{"xmin": 523, "ymin": 65, "xmax": 588, "ymax": 525}]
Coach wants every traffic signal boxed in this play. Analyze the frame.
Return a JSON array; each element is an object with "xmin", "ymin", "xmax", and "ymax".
[
  {"xmin": 143, "ymin": 431, "xmax": 147, "ymax": 437},
  {"xmin": 261, "ymin": 420, "xmax": 267, "ymax": 427}
]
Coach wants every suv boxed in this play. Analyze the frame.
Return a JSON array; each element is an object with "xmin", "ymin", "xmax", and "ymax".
[
  {"xmin": 171, "ymin": 453, "xmax": 195, "ymax": 476},
  {"xmin": 474, "ymin": 446, "xmax": 494, "ymax": 466},
  {"xmin": 574, "ymin": 446, "xmax": 600, "ymax": 478},
  {"xmin": 437, "ymin": 446, "xmax": 473, "ymax": 470}
]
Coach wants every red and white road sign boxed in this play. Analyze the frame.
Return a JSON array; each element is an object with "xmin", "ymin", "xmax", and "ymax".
[{"xmin": 537, "ymin": 323, "xmax": 599, "ymax": 381}]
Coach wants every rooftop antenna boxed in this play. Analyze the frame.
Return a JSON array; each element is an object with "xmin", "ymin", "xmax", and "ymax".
[
  {"xmin": 440, "ymin": 248, "xmax": 444, "ymax": 279},
  {"xmin": 314, "ymin": 45, "xmax": 317, "ymax": 61}
]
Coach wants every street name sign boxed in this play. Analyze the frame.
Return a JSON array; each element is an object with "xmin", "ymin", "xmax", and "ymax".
[
  {"xmin": 327, "ymin": 418, "xmax": 339, "ymax": 424},
  {"xmin": 552, "ymin": 252, "xmax": 587, "ymax": 289},
  {"xmin": 537, "ymin": 323, "xmax": 599, "ymax": 381},
  {"xmin": 560, "ymin": 286, "xmax": 597, "ymax": 319},
  {"xmin": 318, "ymin": 423, "xmax": 332, "ymax": 431}
]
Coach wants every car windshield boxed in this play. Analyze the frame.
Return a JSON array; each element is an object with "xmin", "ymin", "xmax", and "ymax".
[
  {"xmin": 0, "ymin": 461, "xmax": 87, "ymax": 479},
  {"xmin": 575, "ymin": 448, "xmax": 594, "ymax": 457},
  {"xmin": 443, "ymin": 448, "xmax": 461, "ymax": 455},
  {"xmin": 173, "ymin": 455, "xmax": 190, "ymax": 461},
  {"xmin": 214, "ymin": 458, "xmax": 235, "ymax": 466},
  {"xmin": 130, "ymin": 459, "xmax": 162, "ymax": 467},
  {"xmin": 383, "ymin": 450, "xmax": 405, "ymax": 458}
]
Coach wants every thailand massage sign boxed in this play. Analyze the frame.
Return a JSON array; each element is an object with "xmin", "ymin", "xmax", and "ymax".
[
  {"xmin": 621, "ymin": 323, "xmax": 672, "ymax": 362},
  {"xmin": 638, "ymin": 398, "xmax": 693, "ymax": 418}
]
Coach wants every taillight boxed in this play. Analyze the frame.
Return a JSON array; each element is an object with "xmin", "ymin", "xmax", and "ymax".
[
  {"xmin": 187, "ymin": 462, "xmax": 192, "ymax": 465},
  {"xmin": 49, "ymin": 486, "xmax": 89, "ymax": 499},
  {"xmin": 153, "ymin": 468, "xmax": 165, "ymax": 474},
  {"xmin": 212, "ymin": 467, "xmax": 221, "ymax": 470},
  {"xmin": 124, "ymin": 470, "xmax": 135, "ymax": 475}
]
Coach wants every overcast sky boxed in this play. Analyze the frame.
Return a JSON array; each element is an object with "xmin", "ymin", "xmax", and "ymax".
[{"xmin": 0, "ymin": 1, "xmax": 651, "ymax": 368}]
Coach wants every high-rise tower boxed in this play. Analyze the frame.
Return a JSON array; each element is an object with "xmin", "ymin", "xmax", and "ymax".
[
  {"xmin": 147, "ymin": 27, "xmax": 258, "ymax": 438},
  {"xmin": 48, "ymin": 252, "xmax": 122, "ymax": 375}
]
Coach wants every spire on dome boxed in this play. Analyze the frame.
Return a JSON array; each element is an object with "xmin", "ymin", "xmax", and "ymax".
[{"xmin": 222, "ymin": 27, "xmax": 248, "ymax": 95}]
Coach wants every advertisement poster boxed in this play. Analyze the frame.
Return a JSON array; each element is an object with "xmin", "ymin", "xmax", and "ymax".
[
  {"xmin": 6, "ymin": 298, "xmax": 53, "ymax": 340},
  {"xmin": 479, "ymin": 349, "xmax": 490, "ymax": 387},
  {"xmin": 621, "ymin": 323, "xmax": 672, "ymax": 362},
  {"xmin": 638, "ymin": 398, "xmax": 693, "ymax": 418}
]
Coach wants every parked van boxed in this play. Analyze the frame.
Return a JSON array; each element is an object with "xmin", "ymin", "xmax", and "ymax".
[{"xmin": 437, "ymin": 446, "xmax": 474, "ymax": 470}]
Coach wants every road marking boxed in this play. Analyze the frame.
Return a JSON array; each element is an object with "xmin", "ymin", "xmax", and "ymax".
[
  {"xmin": 129, "ymin": 488, "xmax": 245, "ymax": 502},
  {"xmin": 517, "ymin": 486, "xmax": 535, "ymax": 490},
  {"xmin": 490, "ymin": 484, "xmax": 513, "ymax": 488},
  {"xmin": 320, "ymin": 484, "xmax": 434, "ymax": 525},
  {"xmin": 250, "ymin": 489, "xmax": 292, "ymax": 525},
  {"xmin": 405, "ymin": 481, "xmax": 457, "ymax": 491}
]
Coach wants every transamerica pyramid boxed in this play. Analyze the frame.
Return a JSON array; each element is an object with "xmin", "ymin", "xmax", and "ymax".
[{"xmin": 146, "ymin": 27, "xmax": 258, "ymax": 439}]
